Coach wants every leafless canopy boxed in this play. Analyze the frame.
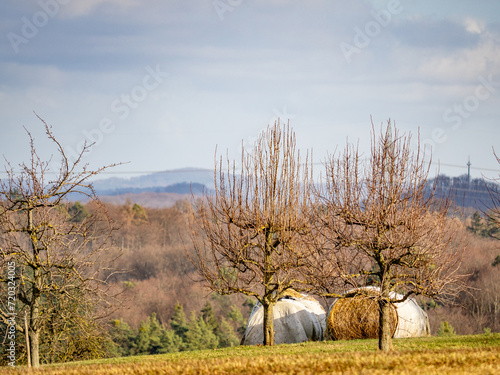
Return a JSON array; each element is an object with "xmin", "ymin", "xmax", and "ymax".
[
  {"xmin": 188, "ymin": 121, "xmax": 314, "ymax": 345},
  {"xmin": 311, "ymin": 119, "xmax": 466, "ymax": 350},
  {"xmin": 484, "ymin": 148, "xmax": 500, "ymax": 240}
]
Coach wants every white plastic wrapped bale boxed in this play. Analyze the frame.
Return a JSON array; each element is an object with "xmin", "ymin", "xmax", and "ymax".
[
  {"xmin": 241, "ymin": 293, "xmax": 326, "ymax": 345},
  {"xmin": 393, "ymin": 295, "xmax": 431, "ymax": 338}
]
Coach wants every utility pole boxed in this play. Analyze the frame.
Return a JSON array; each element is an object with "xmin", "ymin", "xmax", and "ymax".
[{"xmin": 467, "ymin": 156, "xmax": 471, "ymax": 188}]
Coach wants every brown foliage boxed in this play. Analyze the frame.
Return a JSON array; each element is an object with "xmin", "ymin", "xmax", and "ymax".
[
  {"xmin": 100, "ymin": 200, "xmax": 248, "ymax": 331},
  {"xmin": 430, "ymin": 232, "xmax": 500, "ymax": 334},
  {"xmin": 101, "ymin": 197, "xmax": 498, "ymax": 338}
]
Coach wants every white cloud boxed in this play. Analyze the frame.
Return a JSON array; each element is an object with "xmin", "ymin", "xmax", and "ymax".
[
  {"xmin": 464, "ymin": 18, "xmax": 485, "ymax": 34},
  {"xmin": 416, "ymin": 39, "xmax": 500, "ymax": 84}
]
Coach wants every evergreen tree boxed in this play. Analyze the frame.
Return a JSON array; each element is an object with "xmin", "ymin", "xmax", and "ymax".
[
  {"xmin": 227, "ymin": 304, "xmax": 246, "ymax": 336},
  {"xmin": 483, "ymin": 217, "xmax": 500, "ymax": 237},
  {"xmin": 170, "ymin": 304, "xmax": 188, "ymax": 341},
  {"xmin": 467, "ymin": 211, "xmax": 500, "ymax": 238},
  {"xmin": 217, "ymin": 318, "xmax": 240, "ymax": 348},
  {"xmin": 136, "ymin": 320, "xmax": 151, "ymax": 355},
  {"xmin": 67, "ymin": 201, "xmax": 90, "ymax": 222},
  {"xmin": 201, "ymin": 301, "xmax": 220, "ymax": 336},
  {"xmin": 468, "ymin": 211, "xmax": 483, "ymax": 235},
  {"xmin": 147, "ymin": 313, "xmax": 163, "ymax": 354},
  {"xmin": 159, "ymin": 329, "xmax": 183, "ymax": 354},
  {"xmin": 185, "ymin": 312, "xmax": 219, "ymax": 351},
  {"xmin": 135, "ymin": 313, "xmax": 169, "ymax": 355},
  {"xmin": 108, "ymin": 319, "xmax": 137, "ymax": 357}
]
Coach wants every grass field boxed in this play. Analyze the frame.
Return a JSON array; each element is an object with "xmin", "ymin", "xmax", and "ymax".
[{"xmin": 3, "ymin": 333, "xmax": 500, "ymax": 374}]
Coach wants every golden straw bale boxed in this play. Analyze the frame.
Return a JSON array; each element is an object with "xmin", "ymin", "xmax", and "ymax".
[{"xmin": 326, "ymin": 294, "xmax": 397, "ymax": 340}]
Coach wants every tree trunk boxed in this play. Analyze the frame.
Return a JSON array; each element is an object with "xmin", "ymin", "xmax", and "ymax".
[
  {"xmin": 378, "ymin": 299, "xmax": 394, "ymax": 351},
  {"xmin": 24, "ymin": 311, "xmax": 31, "ymax": 367},
  {"xmin": 262, "ymin": 228, "xmax": 275, "ymax": 346},
  {"xmin": 493, "ymin": 296, "xmax": 498, "ymax": 332},
  {"xmin": 262, "ymin": 302, "xmax": 275, "ymax": 346},
  {"xmin": 29, "ymin": 328, "xmax": 40, "ymax": 367},
  {"xmin": 29, "ymin": 290, "xmax": 40, "ymax": 367},
  {"xmin": 28, "ymin": 209, "xmax": 41, "ymax": 367}
]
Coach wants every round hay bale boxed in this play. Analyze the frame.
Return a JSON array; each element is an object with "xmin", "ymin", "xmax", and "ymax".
[{"xmin": 326, "ymin": 294, "xmax": 397, "ymax": 341}]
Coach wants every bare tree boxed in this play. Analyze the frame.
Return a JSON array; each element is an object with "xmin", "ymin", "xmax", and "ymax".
[
  {"xmin": 481, "ymin": 148, "xmax": 500, "ymax": 330},
  {"xmin": 484, "ymin": 149, "xmax": 500, "ymax": 240},
  {"xmin": 313, "ymin": 120, "xmax": 466, "ymax": 351},
  {"xmin": 188, "ymin": 121, "xmax": 314, "ymax": 345},
  {"xmin": 0, "ymin": 116, "xmax": 120, "ymax": 367}
]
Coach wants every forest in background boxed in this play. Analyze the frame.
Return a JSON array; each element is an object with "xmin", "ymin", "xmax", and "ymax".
[
  {"xmin": 2, "ymin": 193, "xmax": 499, "ymax": 363},
  {"xmin": 87, "ymin": 195, "xmax": 500, "ymax": 356}
]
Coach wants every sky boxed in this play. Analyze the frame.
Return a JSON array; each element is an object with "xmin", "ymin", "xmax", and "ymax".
[{"xmin": 1, "ymin": 0, "xmax": 500, "ymax": 182}]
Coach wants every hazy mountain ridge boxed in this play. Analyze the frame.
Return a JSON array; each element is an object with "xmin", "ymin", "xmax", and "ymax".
[
  {"xmin": 92, "ymin": 168, "xmax": 214, "ymax": 192},
  {"xmin": 83, "ymin": 168, "xmax": 215, "ymax": 207}
]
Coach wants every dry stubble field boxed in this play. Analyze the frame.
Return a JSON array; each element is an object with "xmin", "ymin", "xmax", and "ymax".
[{"xmin": 2, "ymin": 334, "xmax": 499, "ymax": 375}]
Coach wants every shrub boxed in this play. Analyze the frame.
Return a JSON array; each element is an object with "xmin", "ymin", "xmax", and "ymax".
[{"xmin": 437, "ymin": 321, "xmax": 456, "ymax": 336}]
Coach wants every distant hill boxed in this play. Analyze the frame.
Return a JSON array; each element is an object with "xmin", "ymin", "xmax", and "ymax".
[
  {"xmin": 92, "ymin": 168, "xmax": 214, "ymax": 194},
  {"xmin": 82, "ymin": 168, "xmax": 215, "ymax": 208}
]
